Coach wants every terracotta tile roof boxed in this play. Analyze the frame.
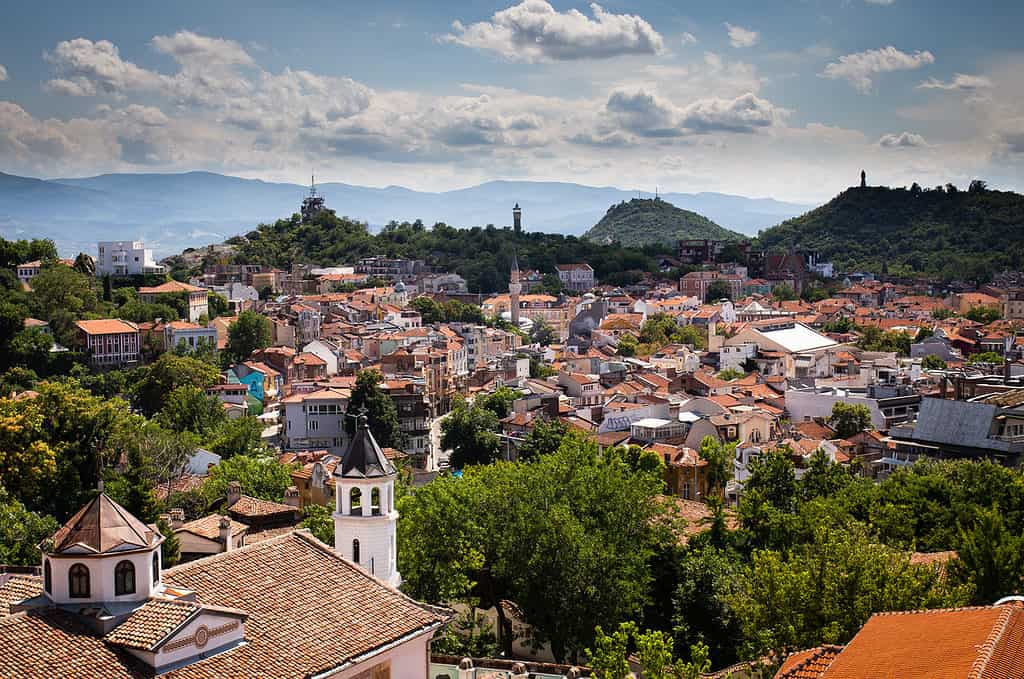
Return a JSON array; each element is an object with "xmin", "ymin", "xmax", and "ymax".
[
  {"xmin": 104, "ymin": 599, "xmax": 202, "ymax": 651},
  {"xmin": 75, "ymin": 319, "xmax": 139, "ymax": 335},
  {"xmin": 174, "ymin": 514, "xmax": 248, "ymax": 541},
  {"xmin": 138, "ymin": 280, "xmax": 204, "ymax": 294},
  {"xmin": 776, "ymin": 646, "xmax": 842, "ymax": 678},
  {"xmin": 161, "ymin": 531, "xmax": 448, "ymax": 678},
  {"xmin": 820, "ymin": 604, "xmax": 1024, "ymax": 679},
  {"xmin": 0, "ymin": 576, "xmax": 42, "ymax": 615},
  {"xmin": 154, "ymin": 474, "xmax": 205, "ymax": 500},
  {"xmin": 50, "ymin": 493, "xmax": 161, "ymax": 555},
  {"xmin": 227, "ymin": 495, "xmax": 299, "ymax": 519},
  {"xmin": 0, "ymin": 608, "xmax": 149, "ymax": 677}
]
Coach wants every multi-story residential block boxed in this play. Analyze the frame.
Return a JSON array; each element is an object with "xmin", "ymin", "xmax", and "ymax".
[
  {"xmin": 355, "ymin": 256, "xmax": 425, "ymax": 280},
  {"xmin": 75, "ymin": 319, "xmax": 141, "ymax": 368},
  {"xmin": 555, "ymin": 263, "xmax": 595, "ymax": 292},
  {"xmin": 677, "ymin": 239, "xmax": 728, "ymax": 264},
  {"xmin": 163, "ymin": 321, "xmax": 218, "ymax": 354},
  {"xmin": 679, "ymin": 270, "xmax": 745, "ymax": 301},
  {"xmin": 138, "ymin": 280, "xmax": 210, "ymax": 322},
  {"xmin": 281, "ymin": 387, "xmax": 350, "ymax": 453},
  {"xmin": 16, "ymin": 260, "xmax": 42, "ymax": 283},
  {"xmin": 382, "ymin": 379, "xmax": 432, "ymax": 461},
  {"xmin": 96, "ymin": 241, "xmax": 165, "ymax": 276}
]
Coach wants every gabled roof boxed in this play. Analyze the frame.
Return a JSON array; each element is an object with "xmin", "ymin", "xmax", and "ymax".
[
  {"xmin": 138, "ymin": 280, "xmax": 204, "ymax": 294},
  {"xmin": 334, "ymin": 414, "xmax": 396, "ymax": 479},
  {"xmin": 48, "ymin": 493, "xmax": 161, "ymax": 555},
  {"xmin": 820, "ymin": 603, "xmax": 1024, "ymax": 679}
]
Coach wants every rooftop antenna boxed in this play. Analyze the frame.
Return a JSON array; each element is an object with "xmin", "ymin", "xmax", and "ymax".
[{"xmin": 310, "ymin": 172, "xmax": 318, "ymax": 197}]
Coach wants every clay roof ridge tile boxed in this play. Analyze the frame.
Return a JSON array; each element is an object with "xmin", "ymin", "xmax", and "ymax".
[{"xmin": 968, "ymin": 606, "xmax": 1016, "ymax": 679}]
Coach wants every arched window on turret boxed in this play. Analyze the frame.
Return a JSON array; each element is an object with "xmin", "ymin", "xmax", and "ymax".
[
  {"xmin": 152, "ymin": 552, "xmax": 160, "ymax": 585},
  {"xmin": 69, "ymin": 563, "xmax": 90, "ymax": 598},
  {"xmin": 43, "ymin": 560, "xmax": 51, "ymax": 594},
  {"xmin": 350, "ymin": 488, "xmax": 362, "ymax": 516},
  {"xmin": 352, "ymin": 539, "xmax": 360, "ymax": 563},
  {"xmin": 115, "ymin": 560, "xmax": 136, "ymax": 596},
  {"xmin": 371, "ymin": 488, "xmax": 381, "ymax": 516}
]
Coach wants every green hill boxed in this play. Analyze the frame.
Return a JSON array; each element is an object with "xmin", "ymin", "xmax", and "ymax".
[
  {"xmin": 583, "ymin": 198, "xmax": 742, "ymax": 247},
  {"xmin": 756, "ymin": 183, "xmax": 1024, "ymax": 281}
]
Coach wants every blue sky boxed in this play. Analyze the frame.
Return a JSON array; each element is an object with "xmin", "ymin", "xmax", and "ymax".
[{"xmin": 1, "ymin": 0, "xmax": 1022, "ymax": 201}]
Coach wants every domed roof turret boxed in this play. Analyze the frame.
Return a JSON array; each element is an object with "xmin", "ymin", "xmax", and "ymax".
[
  {"xmin": 394, "ymin": 280, "xmax": 406, "ymax": 292},
  {"xmin": 46, "ymin": 493, "xmax": 161, "ymax": 555}
]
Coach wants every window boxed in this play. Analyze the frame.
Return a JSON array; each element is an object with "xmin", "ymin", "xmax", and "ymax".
[
  {"xmin": 371, "ymin": 488, "xmax": 381, "ymax": 516},
  {"xmin": 69, "ymin": 563, "xmax": 90, "ymax": 598},
  {"xmin": 115, "ymin": 560, "xmax": 136, "ymax": 596},
  {"xmin": 307, "ymin": 419, "xmax": 319, "ymax": 431},
  {"xmin": 44, "ymin": 560, "xmax": 51, "ymax": 594},
  {"xmin": 352, "ymin": 539, "xmax": 360, "ymax": 563},
  {"xmin": 152, "ymin": 553, "xmax": 160, "ymax": 585},
  {"xmin": 350, "ymin": 487, "xmax": 362, "ymax": 515}
]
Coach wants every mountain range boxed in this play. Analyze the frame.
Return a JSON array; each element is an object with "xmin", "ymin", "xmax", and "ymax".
[{"xmin": 0, "ymin": 171, "xmax": 808, "ymax": 257}]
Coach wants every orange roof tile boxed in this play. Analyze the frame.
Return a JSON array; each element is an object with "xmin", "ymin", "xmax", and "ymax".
[
  {"xmin": 75, "ymin": 319, "xmax": 138, "ymax": 335},
  {"xmin": 821, "ymin": 604, "xmax": 1024, "ymax": 679}
]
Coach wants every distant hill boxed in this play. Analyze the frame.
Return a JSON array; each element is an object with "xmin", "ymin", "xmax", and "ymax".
[
  {"xmin": 756, "ymin": 184, "xmax": 1024, "ymax": 280},
  {"xmin": 0, "ymin": 171, "xmax": 807, "ymax": 257},
  {"xmin": 583, "ymin": 198, "xmax": 742, "ymax": 247}
]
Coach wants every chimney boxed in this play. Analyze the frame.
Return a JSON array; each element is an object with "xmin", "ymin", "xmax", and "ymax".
[
  {"xmin": 169, "ymin": 508, "xmax": 186, "ymax": 529},
  {"xmin": 457, "ymin": 657, "xmax": 474, "ymax": 679},
  {"xmin": 219, "ymin": 516, "xmax": 233, "ymax": 551},
  {"xmin": 227, "ymin": 481, "xmax": 242, "ymax": 508},
  {"xmin": 284, "ymin": 486, "xmax": 301, "ymax": 508}
]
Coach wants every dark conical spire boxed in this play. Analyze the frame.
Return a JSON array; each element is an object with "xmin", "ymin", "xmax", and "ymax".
[{"xmin": 335, "ymin": 412, "xmax": 395, "ymax": 479}]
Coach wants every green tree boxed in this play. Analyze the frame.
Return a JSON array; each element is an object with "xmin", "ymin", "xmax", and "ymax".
[
  {"xmin": 29, "ymin": 265, "xmax": 98, "ymax": 321},
  {"xmin": 699, "ymin": 437, "xmax": 734, "ymax": 498},
  {"xmin": 829, "ymin": 401, "xmax": 873, "ymax": 438},
  {"xmin": 771, "ymin": 283, "xmax": 797, "ymax": 301},
  {"xmin": 441, "ymin": 396, "xmax": 501, "ymax": 468},
  {"xmin": 922, "ymin": 354, "xmax": 947, "ymax": 370},
  {"xmin": 201, "ymin": 454, "xmax": 296, "ymax": 503},
  {"xmin": 517, "ymin": 417, "xmax": 568, "ymax": 462},
  {"xmin": 208, "ymin": 292, "xmax": 230, "ymax": 319},
  {"xmin": 586, "ymin": 622, "xmax": 633, "ymax": 679},
  {"xmin": 347, "ymin": 369, "xmax": 406, "ymax": 449},
  {"xmin": 131, "ymin": 352, "xmax": 220, "ymax": 416},
  {"xmin": 969, "ymin": 351, "xmax": 1005, "ymax": 365},
  {"xmin": 226, "ymin": 310, "xmax": 271, "ymax": 363},
  {"xmin": 476, "ymin": 386, "xmax": 520, "ymax": 419},
  {"xmin": 951, "ymin": 507, "xmax": 1024, "ymax": 604},
  {"xmin": 209, "ymin": 416, "xmax": 265, "ymax": 459},
  {"xmin": 965, "ymin": 305, "xmax": 1001, "ymax": 324},
  {"xmin": 730, "ymin": 524, "xmax": 969, "ymax": 658},
  {"xmin": 300, "ymin": 503, "xmax": 335, "ymax": 545},
  {"xmin": 671, "ymin": 545, "xmax": 743, "ymax": 668},
  {"xmin": 157, "ymin": 385, "xmax": 227, "ymax": 436},
  {"xmin": 704, "ymin": 280, "xmax": 732, "ymax": 303},
  {"xmin": 0, "ymin": 490, "xmax": 59, "ymax": 566},
  {"xmin": 158, "ymin": 518, "xmax": 181, "ymax": 567},
  {"xmin": 530, "ymin": 316, "xmax": 557, "ymax": 346},
  {"xmin": 716, "ymin": 367, "xmax": 745, "ymax": 381}
]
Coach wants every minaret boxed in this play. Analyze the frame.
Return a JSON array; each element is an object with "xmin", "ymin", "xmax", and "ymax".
[
  {"xmin": 509, "ymin": 252, "xmax": 522, "ymax": 328},
  {"xmin": 513, "ymin": 203, "xmax": 522, "ymax": 235},
  {"xmin": 332, "ymin": 413, "xmax": 401, "ymax": 587}
]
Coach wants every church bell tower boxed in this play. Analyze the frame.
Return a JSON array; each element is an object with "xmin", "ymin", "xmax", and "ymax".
[{"xmin": 332, "ymin": 414, "xmax": 401, "ymax": 587}]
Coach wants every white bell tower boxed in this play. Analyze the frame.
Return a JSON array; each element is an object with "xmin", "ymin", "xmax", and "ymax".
[{"xmin": 332, "ymin": 414, "xmax": 401, "ymax": 587}]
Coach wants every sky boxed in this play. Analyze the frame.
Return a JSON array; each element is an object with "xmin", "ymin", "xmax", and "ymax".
[{"xmin": 0, "ymin": 0, "xmax": 1022, "ymax": 202}]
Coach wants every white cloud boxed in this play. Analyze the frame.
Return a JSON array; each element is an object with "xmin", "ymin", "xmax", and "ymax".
[
  {"xmin": 864, "ymin": 0, "xmax": 895, "ymax": 5},
  {"xmin": 601, "ymin": 88, "xmax": 784, "ymax": 137},
  {"xmin": 680, "ymin": 92, "xmax": 785, "ymax": 133},
  {"xmin": 724, "ymin": 23, "xmax": 759, "ymax": 48},
  {"xmin": 151, "ymin": 31, "xmax": 254, "ymax": 67},
  {"xmin": 44, "ymin": 38, "xmax": 164, "ymax": 96},
  {"xmin": 680, "ymin": 32, "xmax": 697, "ymax": 46},
  {"xmin": 441, "ymin": 1, "xmax": 664, "ymax": 62},
  {"xmin": 0, "ymin": 65, "xmax": 7, "ymax": 82},
  {"xmin": 917, "ymin": 73, "xmax": 993, "ymax": 91},
  {"xmin": 878, "ymin": 131, "xmax": 928, "ymax": 148},
  {"xmin": 821, "ymin": 46, "xmax": 935, "ymax": 93}
]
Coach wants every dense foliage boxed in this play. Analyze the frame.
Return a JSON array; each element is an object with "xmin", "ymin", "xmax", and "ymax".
[
  {"xmin": 180, "ymin": 210, "xmax": 671, "ymax": 293},
  {"xmin": 584, "ymin": 198, "xmax": 741, "ymax": 248},
  {"xmin": 757, "ymin": 184, "xmax": 1024, "ymax": 282}
]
